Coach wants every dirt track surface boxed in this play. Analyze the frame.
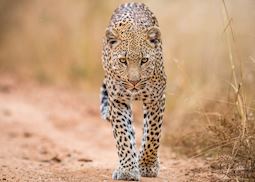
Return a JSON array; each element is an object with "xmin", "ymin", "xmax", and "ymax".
[{"xmin": 0, "ymin": 78, "xmax": 216, "ymax": 182}]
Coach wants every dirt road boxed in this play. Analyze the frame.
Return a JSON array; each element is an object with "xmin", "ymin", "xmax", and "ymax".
[{"xmin": 0, "ymin": 77, "xmax": 215, "ymax": 181}]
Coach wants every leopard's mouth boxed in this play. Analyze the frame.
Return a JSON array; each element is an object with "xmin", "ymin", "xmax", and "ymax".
[
  {"xmin": 121, "ymin": 80, "xmax": 147, "ymax": 93},
  {"xmin": 127, "ymin": 84, "xmax": 146, "ymax": 93},
  {"xmin": 130, "ymin": 88, "xmax": 138, "ymax": 92}
]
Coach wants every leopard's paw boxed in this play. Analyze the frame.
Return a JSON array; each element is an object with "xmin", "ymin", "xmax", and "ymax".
[
  {"xmin": 139, "ymin": 161, "xmax": 159, "ymax": 177},
  {"xmin": 112, "ymin": 168, "xmax": 140, "ymax": 181}
]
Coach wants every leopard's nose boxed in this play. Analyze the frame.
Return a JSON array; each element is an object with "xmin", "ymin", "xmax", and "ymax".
[{"xmin": 128, "ymin": 80, "xmax": 140, "ymax": 86}]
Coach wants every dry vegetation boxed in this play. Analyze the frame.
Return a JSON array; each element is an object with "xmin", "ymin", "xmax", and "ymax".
[
  {"xmin": 164, "ymin": 0, "xmax": 255, "ymax": 180},
  {"xmin": 0, "ymin": 0, "xmax": 255, "ymax": 181}
]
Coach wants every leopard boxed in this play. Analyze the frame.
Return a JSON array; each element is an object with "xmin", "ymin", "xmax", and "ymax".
[{"xmin": 100, "ymin": 2, "xmax": 166, "ymax": 181}]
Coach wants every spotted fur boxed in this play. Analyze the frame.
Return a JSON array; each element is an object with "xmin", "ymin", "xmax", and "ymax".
[{"xmin": 100, "ymin": 2, "xmax": 166, "ymax": 181}]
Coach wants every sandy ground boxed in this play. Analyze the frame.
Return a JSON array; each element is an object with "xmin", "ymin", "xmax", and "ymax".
[{"xmin": 0, "ymin": 77, "xmax": 217, "ymax": 182}]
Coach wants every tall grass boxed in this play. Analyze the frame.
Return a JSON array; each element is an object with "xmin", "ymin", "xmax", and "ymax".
[
  {"xmin": 208, "ymin": 1, "xmax": 255, "ymax": 179},
  {"xmin": 165, "ymin": 0, "xmax": 255, "ymax": 180}
]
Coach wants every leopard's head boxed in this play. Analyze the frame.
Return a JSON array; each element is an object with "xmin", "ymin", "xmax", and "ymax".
[{"xmin": 102, "ymin": 3, "xmax": 163, "ymax": 93}]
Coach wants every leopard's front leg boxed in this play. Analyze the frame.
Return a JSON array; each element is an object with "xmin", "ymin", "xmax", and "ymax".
[
  {"xmin": 139, "ymin": 95, "xmax": 166, "ymax": 177},
  {"xmin": 109, "ymin": 99, "xmax": 140, "ymax": 181}
]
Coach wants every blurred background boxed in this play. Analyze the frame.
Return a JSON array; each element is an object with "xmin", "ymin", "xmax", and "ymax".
[{"xmin": 0, "ymin": 0, "xmax": 255, "ymax": 153}]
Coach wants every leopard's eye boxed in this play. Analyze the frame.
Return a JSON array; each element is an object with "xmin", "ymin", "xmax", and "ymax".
[
  {"xmin": 141, "ymin": 58, "xmax": 149, "ymax": 65},
  {"xmin": 119, "ymin": 58, "xmax": 127, "ymax": 65}
]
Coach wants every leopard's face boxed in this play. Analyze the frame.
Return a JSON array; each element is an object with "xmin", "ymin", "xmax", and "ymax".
[{"xmin": 103, "ymin": 22, "xmax": 162, "ymax": 94}]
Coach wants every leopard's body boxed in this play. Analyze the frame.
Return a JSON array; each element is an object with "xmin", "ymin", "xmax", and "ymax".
[{"xmin": 100, "ymin": 2, "xmax": 166, "ymax": 181}]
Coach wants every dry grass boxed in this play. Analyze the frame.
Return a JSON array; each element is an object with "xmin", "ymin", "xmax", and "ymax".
[
  {"xmin": 165, "ymin": 1, "xmax": 255, "ymax": 180},
  {"xmin": 166, "ymin": 92, "xmax": 255, "ymax": 180},
  {"xmin": 208, "ymin": 1, "xmax": 255, "ymax": 179}
]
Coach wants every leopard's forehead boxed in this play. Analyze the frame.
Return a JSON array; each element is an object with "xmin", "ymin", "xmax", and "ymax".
[
  {"xmin": 107, "ymin": 3, "xmax": 159, "ymax": 59},
  {"xmin": 109, "ymin": 2, "xmax": 159, "ymax": 30}
]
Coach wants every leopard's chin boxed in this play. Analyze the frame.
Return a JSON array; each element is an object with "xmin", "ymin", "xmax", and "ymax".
[
  {"xmin": 126, "ymin": 89, "xmax": 138, "ymax": 94},
  {"xmin": 124, "ymin": 87, "xmax": 139, "ymax": 95}
]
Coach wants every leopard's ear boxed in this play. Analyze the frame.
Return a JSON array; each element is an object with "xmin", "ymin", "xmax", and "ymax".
[
  {"xmin": 105, "ymin": 28, "xmax": 120, "ymax": 48},
  {"xmin": 147, "ymin": 26, "xmax": 161, "ymax": 47}
]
